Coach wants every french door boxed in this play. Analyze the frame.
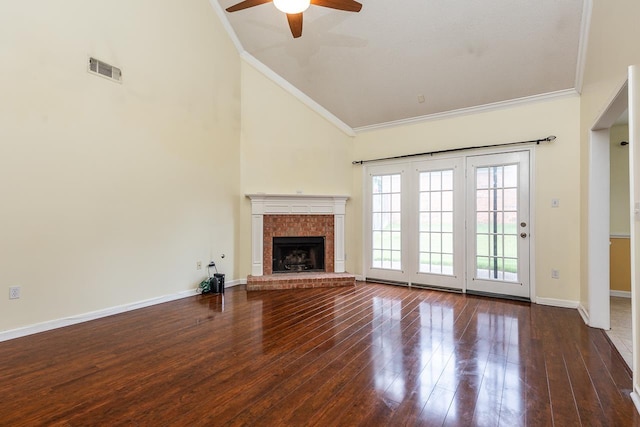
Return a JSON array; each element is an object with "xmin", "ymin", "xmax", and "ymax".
[
  {"xmin": 365, "ymin": 150, "xmax": 531, "ymax": 299},
  {"xmin": 411, "ymin": 158, "xmax": 465, "ymax": 290},
  {"xmin": 466, "ymin": 152, "xmax": 530, "ymax": 298}
]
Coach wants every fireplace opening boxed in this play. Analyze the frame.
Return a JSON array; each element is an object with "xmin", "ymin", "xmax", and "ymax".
[{"xmin": 272, "ymin": 236, "xmax": 325, "ymax": 273}]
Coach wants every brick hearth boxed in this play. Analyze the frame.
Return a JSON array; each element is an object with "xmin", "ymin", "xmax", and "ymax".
[{"xmin": 246, "ymin": 272, "xmax": 356, "ymax": 291}]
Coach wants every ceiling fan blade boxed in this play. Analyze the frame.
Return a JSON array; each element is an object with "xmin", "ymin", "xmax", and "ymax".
[
  {"xmin": 226, "ymin": 0, "xmax": 272, "ymax": 12},
  {"xmin": 287, "ymin": 13, "xmax": 303, "ymax": 38},
  {"xmin": 310, "ymin": 0, "xmax": 362, "ymax": 12}
]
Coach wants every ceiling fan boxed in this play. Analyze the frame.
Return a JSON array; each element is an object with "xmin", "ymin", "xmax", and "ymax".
[{"xmin": 225, "ymin": 0, "xmax": 362, "ymax": 38}]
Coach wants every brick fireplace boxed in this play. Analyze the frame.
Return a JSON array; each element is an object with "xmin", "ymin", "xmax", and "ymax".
[{"xmin": 246, "ymin": 194, "xmax": 355, "ymax": 291}]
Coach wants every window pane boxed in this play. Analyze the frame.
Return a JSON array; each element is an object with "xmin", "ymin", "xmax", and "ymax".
[
  {"xmin": 420, "ymin": 232, "xmax": 430, "ymax": 252},
  {"xmin": 442, "ymin": 212, "xmax": 453, "ymax": 233},
  {"xmin": 442, "ymin": 191, "xmax": 453, "ymax": 211},
  {"xmin": 373, "ymin": 231, "xmax": 382, "ymax": 249},
  {"xmin": 431, "ymin": 233, "xmax": 442, "ymax": 252},
  {"xmin": 442, "ymin": 170, "xmax": 453, "ymax": 190},
  {"xmin": 391, "ymin": 232, "xmax": 401, "ymax": 250},
  {"xmin": 431, "ymin": 172, "xmax": 442, "ymax": 191},
  {"xmin": 372, "ymin": 213, "xmax": 381, "ymax": 230},
  {"xmin": 420, "ymin": 192, "xmax": 429, "ymax": 211},
  {"xmin": 430, "ymin": 213, "xmax": 441, "ymax": 232},
  {"xmin": 420, "ymin": 173, "xmax": 430, "ymax": 192},
  {"xmin": 382, "ymin": 175, "xmax": 391, "ymax": 193},
  {"xmin": 420, "ymin": 212, "xmax": 430, "ymax": 231},
  {"xmin": 477, "ymin": 190, "xmax": 489, "ymax": 211},
  {"xmin": 488, "ymin": 212, "xmax": 503, "ymax": 234},
  {"xmin": 372, "ymin": 176, "xmax": 382, "ymax": 193},
  {"xmin": 372, "ymin": 194, "xmax": 382, "ymax": 212},
  {"xmin": 442, "ymin": 233, "xmax": 453, "ymax": 253},
  {"xmin": 430, "ymin": 192, "xmax": 441, "ymax": 211},
  {"xmin": 489, "ymin": 188, "xmax": 503, "ymax": 211},
  {"xmin": 477, "ymin": 168, "xmax": 489, "ymax": 189},
  {"xmin": 489, "ymin": 167, "xmax": 503, "ymax": 188},
  {"xmin": 391, "ymin": 194, "xmax": 401, "ymax": 212},
  {"xmin": 392, "ymin": 175, "xmax": 401, "ymax": 192},
  {"xmin": 391, "ymin": 213, "xmax": 401, "ymax": 231},
  {"xmin": 504, "ymin": 258, "xmax": 518, "ymax": 274},
  {"xmin": 504, "ymin": 164, "xmax": 518, "ymax": 187},
  {"xmin": 477, "ymin": 234, "xmax": 489, "ymax": 256},
  {"xmin": 504, "ymin": 188, "xmax": 517, "ymax": 211},
  {"xmin": 504, "ymin": 235, "xmax": 518, "ymax": 258}
]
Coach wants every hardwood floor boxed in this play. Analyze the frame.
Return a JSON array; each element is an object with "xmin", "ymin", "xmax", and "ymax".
[{"xmin": 1, "ymin": 283, "xmax": 638, "ymax": 426}]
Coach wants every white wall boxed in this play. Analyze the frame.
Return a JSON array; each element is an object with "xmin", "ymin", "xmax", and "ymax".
[
  {"xmin": 352, "ymin": 96, "xmax": 582, "ymax": 303},
  {"xmin": 0, "ymin": 0, "xmax": 241, "ymax": 332}
]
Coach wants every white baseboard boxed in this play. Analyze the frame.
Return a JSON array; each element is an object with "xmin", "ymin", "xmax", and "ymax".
[
  {"xmin": 535, "ymin": 297, "xmax": 579, "ymax": 309},
  {"xmin": 577, "ymin": 303, "xmax": 590, "ymax": 325},
  {"xmin": 632, "ymin": 388, "xmax": 640, "ymax": 416},
  {"xmin": 0, "ymin": 279, "xmax": 244, "ymax": 343},
  {"xmin": 610, "ymin": 290, "xmax": 632, "ymax": 298}
]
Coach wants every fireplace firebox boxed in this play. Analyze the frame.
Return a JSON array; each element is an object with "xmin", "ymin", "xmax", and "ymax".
[{"xmin": 272, "ymin": 236, "xmax": 325, "ymax": 273}]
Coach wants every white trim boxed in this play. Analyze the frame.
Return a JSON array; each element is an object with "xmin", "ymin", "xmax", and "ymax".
[
  {"xmin": 578, "ymin": 303, "xmax": 590, "ymax": 325},
  {"xmin": 574, "ymin": 0, "xmax": 592, "ymax": 94},
  {"xmin": 207, "ymin": 0, "xmax": 244, "ymax": 53},
  {"xmin": 535, "ymin": 297, "xmax": 579, "ymax": 309},
  {"xmin": 611, "ymin": 234, "xmax": 631, "ymax": 239},
  {"xmin": 246, "ymin": 194, "xmax": 349, "ymax": 276},
  {"xmin": 241, "ymin": 52, "xmax": 356, "ymax": 137},
  {"xmin": 632, "ymin": 388, "xmax": 640, "ymax": 416},
  {"xmin": 0, "ymin": 280, "xmax": 244, "ymax": 343},
  {"xmin": 208, "ymin": 1, "xmax": 357, "ymax": 137},
  {"xmin": 611, "ymin": 290, "xmax": 632, "ymax": 298},
  {"xmin": 354, "ymin": 89, "xmax": 578, "ymax": 133},
  {"xmin": 588, "ymin": 128, "xmax": 611, "ymax": 330}
]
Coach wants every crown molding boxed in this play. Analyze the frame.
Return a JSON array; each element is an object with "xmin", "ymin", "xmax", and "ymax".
[
  {"xmin": 208, "ymin": 0, "xmax": 244, "ymax": 53},
  {"xmin": 240, "ymin": 52, "xmax": 356, "ymax": 137},
  {"xmin": 574, "ymin": 0, "xmax": 593, "ymax": 94},
  {"xmin": 208, "ymin": 1, "xmax": 355, "ymax": 137},
  {"xmin": 353, "ymin": 89, "xmax": 579, "ymax": 133}
]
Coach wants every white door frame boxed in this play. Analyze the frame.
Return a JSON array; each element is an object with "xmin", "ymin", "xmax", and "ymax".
[
  {"xmin": 587, "ymin": 79, "xmax": 628, "ymax": 330},
  {"xmin": 361, "ymin": 146, "xmax": 535, "ymax": 301}
]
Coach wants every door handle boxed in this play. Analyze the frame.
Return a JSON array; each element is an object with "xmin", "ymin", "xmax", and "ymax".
[{"xmin": 520, "ymin": 232, "xmax": 527, "ymax": 238}]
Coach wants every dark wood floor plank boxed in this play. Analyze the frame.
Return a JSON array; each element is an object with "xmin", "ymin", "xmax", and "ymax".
[{"xmin": 1, "ymin": 283, "xmax": 638, "ymax": 426}]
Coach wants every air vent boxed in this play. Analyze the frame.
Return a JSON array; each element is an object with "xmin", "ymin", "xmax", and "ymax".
[{"xmin": 88, "ymin": 57, "xmax": 122, "ymax": 83}]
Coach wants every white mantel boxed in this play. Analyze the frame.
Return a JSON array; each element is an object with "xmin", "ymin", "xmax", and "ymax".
[{"xmin": 246, "ymin": 194, "xmax": 349, "ymax": 276}]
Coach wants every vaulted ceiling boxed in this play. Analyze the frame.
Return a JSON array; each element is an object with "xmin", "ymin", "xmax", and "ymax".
[{"xmin": 215, "ymin": 0, "xmax": 586, "ymax": 130}]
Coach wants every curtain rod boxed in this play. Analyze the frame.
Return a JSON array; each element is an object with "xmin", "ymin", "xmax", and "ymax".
[{"xmin": 351, "ymin": 135, "xmax": 556, "ymax": 165}]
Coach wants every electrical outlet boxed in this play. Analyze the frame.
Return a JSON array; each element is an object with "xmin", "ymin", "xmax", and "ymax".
[
  {"xmin": 196, "ymin": 261, "xmax": 202, "ymax": 270},
  {"xmin": 9, "ymin": 286, "xmax": 21, "ymax": 300},
  {"xmin": 551, "ymin": 198, "xmax": 560, "ymax": 208},
  {"xmin": 551, "ymin": 269, "xmax": 560, "ymax": 279}
]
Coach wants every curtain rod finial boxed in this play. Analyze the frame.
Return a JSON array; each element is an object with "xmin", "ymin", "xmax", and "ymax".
[{"xmin": 547, "ymin": 135, "xmax": 556, "ymax": 141}]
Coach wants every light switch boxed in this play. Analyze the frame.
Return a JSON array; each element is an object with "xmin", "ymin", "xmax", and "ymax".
[{"xmin": 551, "ymin": 198, "xmax": 560, "ymax": 208}]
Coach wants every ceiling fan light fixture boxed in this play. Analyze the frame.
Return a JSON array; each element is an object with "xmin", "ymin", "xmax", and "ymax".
[{"xmin": 273, "ymin": 0, "xmax": 310, "ymax": 14}]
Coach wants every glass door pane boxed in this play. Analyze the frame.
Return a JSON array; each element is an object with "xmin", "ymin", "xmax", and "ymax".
[
  {"xmin": 372, "ymin": 173, "xmax": 402, "ymax": 270},
  {"xmin": 418, "ymin": 169, "xmax": 454, "ymax": 275},
  {"xmin": 474, "ymin": 164, "xmax": 519, "ymax": 281}
]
